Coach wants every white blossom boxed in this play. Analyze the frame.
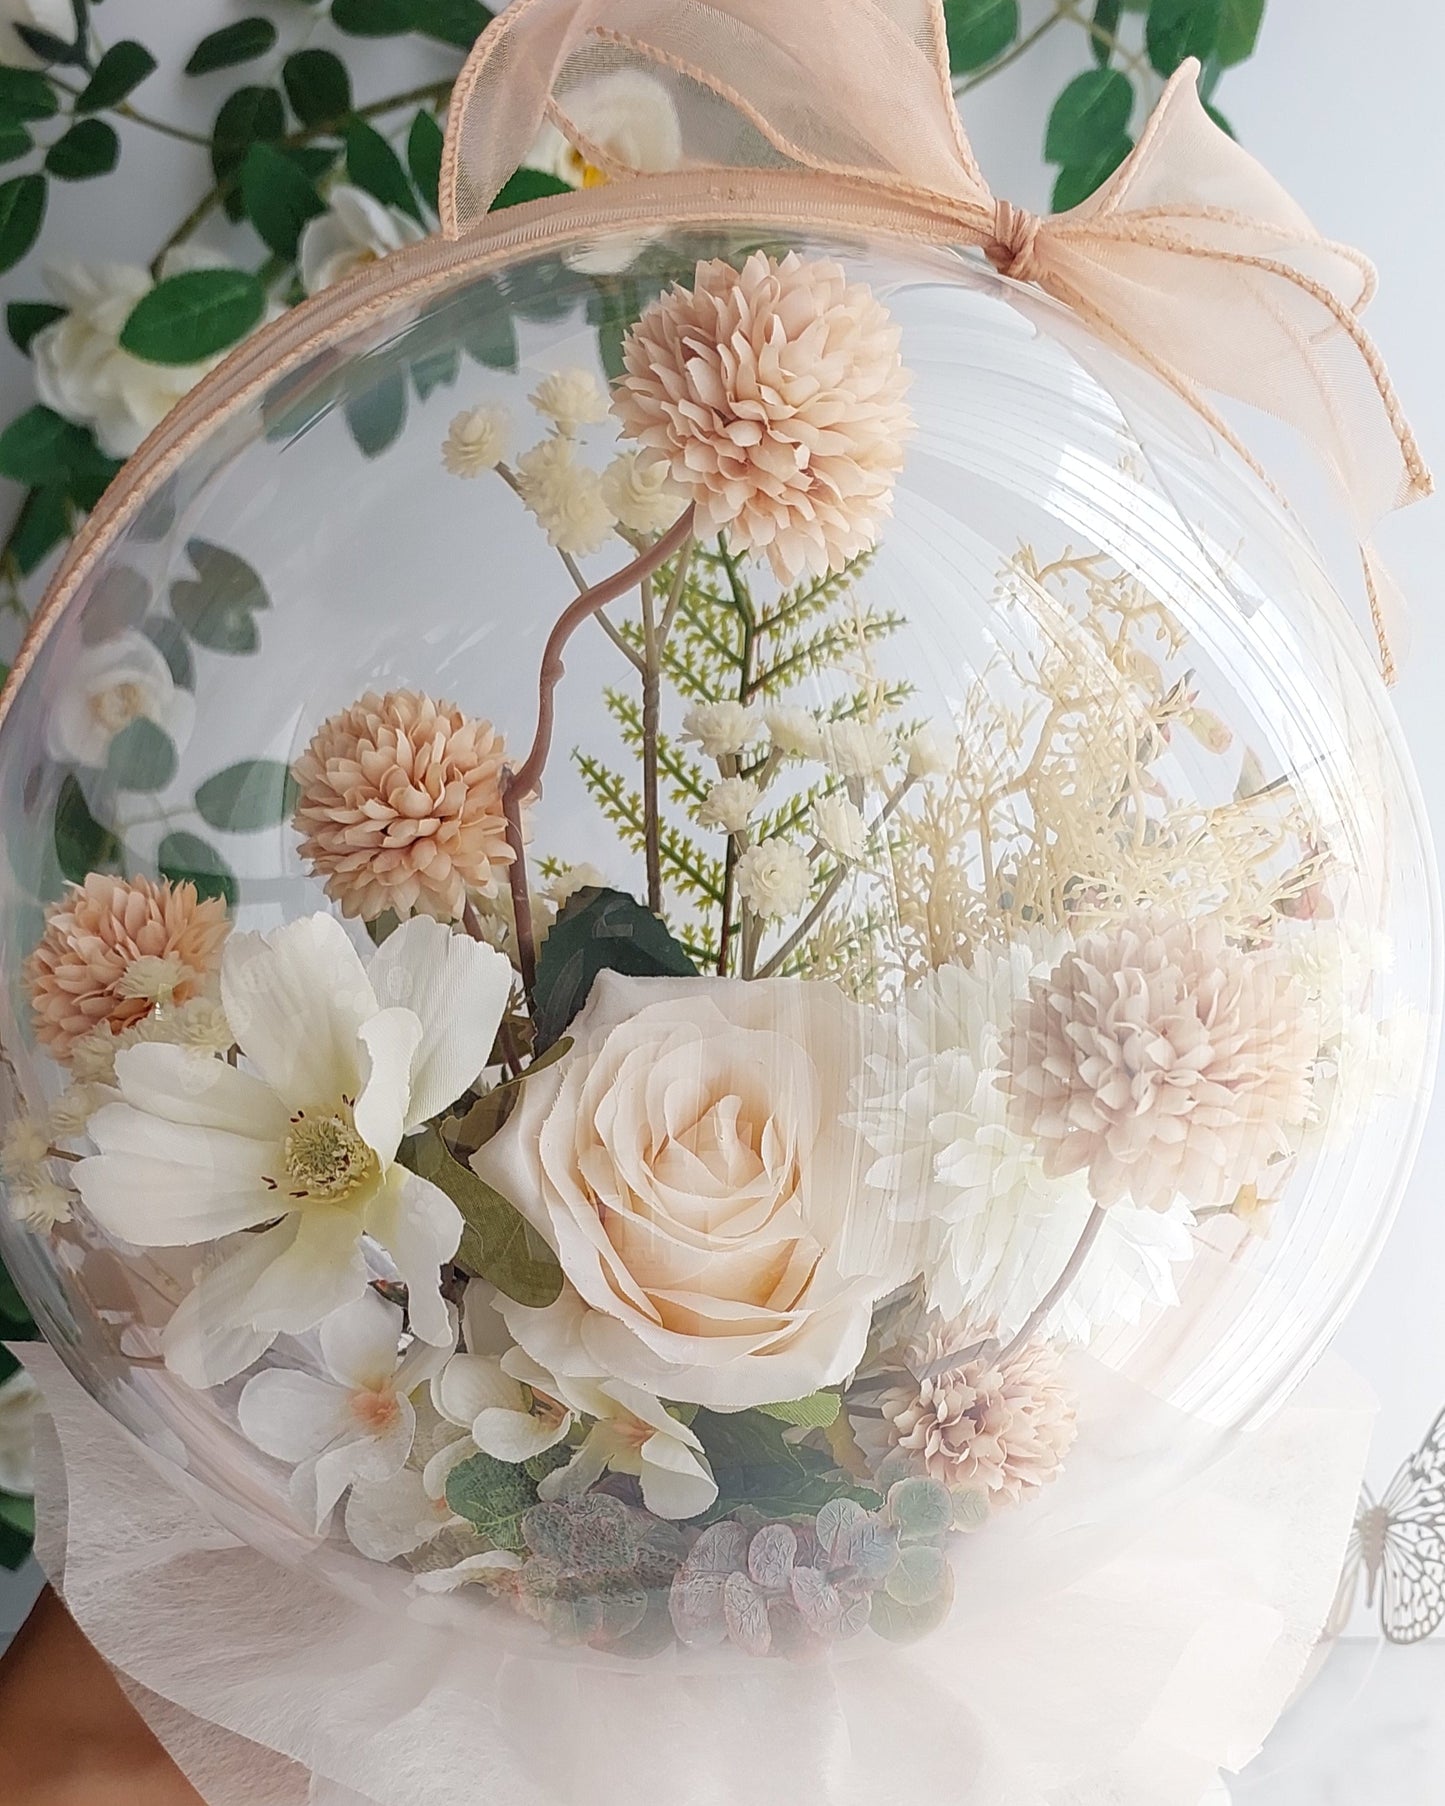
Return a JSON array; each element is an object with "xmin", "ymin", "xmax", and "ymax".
[
  {"xmin": 905, "ymin": 723, "xmax": 955, "ymax": 780},
  {"xmin": 299, "ymin": 184, "xmax": 426, "ymax": 296},
  {"xmin": 536, "ymin": 1374, "xmax": 716, "ymax": 1520},
  {"xmin": 514, "ymin": 436, "xmax": 616, "ymax": 556},
  {"xmin": 599, "ymin": 450, "xmax": 685, "ymax": 535},
  {"xmin": 8, "ymin": 1178, "xmax": 71, "ymax": 1231},
  {"xmin": 681, "ymin": 700, "xmax": 763, "ymax": 760},
  {"xmin": 529, "ymin": 367, "xmax": 609, "ymax": 434},
  {"xmin": 699, "ymin": 776, "xmax": 760, "ymax": 834},
  {"xmin": 821, "ymin": 719, "xmax": 895, "ymax": 781},
  {"xmin": 442, "ymin": 405, "xmax": 510, "ymax": 477},
  {"xmin": 527, "ymin": 70, "xmax": 682, "ymax": 189},
  {"xmin": 0, "ymin": 1369, "xmax": 40, "ymax": 1495},
  {"xmin": 735, "ymin": 840, "xmax": 811, "ymax": 918},
  {"xmin": 764, "ymin": 705, "xmax": 825, "ymax": 761},
  {"xmin": 813, "ymin": 794, "xmax": 869, "ymax": 860},
  {"xmin": 44, "ymin": 628, "xmax": 194, "ymax": 770}
]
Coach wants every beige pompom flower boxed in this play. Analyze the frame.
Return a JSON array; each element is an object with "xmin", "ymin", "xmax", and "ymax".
[
  {"xmin": 735, "ymin": 841, "xmax": 811, "ymax": 918},
  {"xmin": 292, "ymin": 690, "xmax": 515, "ymax": 922},
  {"xmin": 442, "ymin": 405, "xmax": 509, "ymax": 477},
  {"xmin": 529, "ymin": 367, "xmax": 609, "ymax": 434},
  {"xmin": 24, "ymin": 873, "xmax": 230, "ymax": 1063},
  {"xmin": 599, "ymin": 450, "xmax": 685, "ymax": 535},
  {"xmin": 513, "ymin": 437, "xmax": 616, "ymax": 555},
  {"xmin": 874, "ymin": 1326, "xmax": 1076, "ymax": 1506},
  {"xmin": 1005, "ymin": 912, "xmax": 1315, "ymax": 1212},
  {"xmin": 612, "ymin": 250, "xmax": 913, "ymax": 582}
]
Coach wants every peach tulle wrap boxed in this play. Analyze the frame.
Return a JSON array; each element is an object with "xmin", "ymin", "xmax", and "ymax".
[
  {"xmin": 444, "ymin": 0, "xmax": 1432, "ymax": 679},
  {"xmin": 18, "ymin": 1340, "xmax": 1372, "ymax": 1806}
]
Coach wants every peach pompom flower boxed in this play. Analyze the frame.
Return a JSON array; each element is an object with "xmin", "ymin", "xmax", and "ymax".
[
  {"xmin": 292, "ymin": 689, "xmax": 515, "ymax": 923},
  {"xmin": 1005, "ymin": 911, "xmax": 1317, "ymax": 1213},
  {"xmin": 24, "ymin": 872, "xmax": 229, "ymax": 1063},
  {"xmin": 612, "ymin": 250, "xmax": 913, "ymax": 583}
]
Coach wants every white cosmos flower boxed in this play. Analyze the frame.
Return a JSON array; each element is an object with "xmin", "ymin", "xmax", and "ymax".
[
  {"xmin": 76, "ymin": 913, "xmax": 513, "ymax": 1387},
  {"xmin": 33, "ymin": 248, "xmax": 250, "ymax": 459},
  {"xmin": 45, "ymin": 628, "xmax": 194, "ymax": 769},
  {"xmin": 0, "ymin": 1367, "xmax": 40, "ymax": 1495},
  {"xmin": 850, "ymin": 940, "xmax": 1194, "ymax": 1343},
  {"xmin": 0, "ymin": 0, "xmax": 74, "ymax": 71},
  {"xmin": 299, "ymin": 184, "xmax": 427, "ymax": 296},
  {"xmin": 238, "ymin": 1290, "xmax": 452, "ymax": 1533}
]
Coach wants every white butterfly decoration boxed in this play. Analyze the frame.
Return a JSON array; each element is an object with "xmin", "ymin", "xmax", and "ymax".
[{"xmin": 1330, "ymin": 1408, "xmax": 1445, "ymax": 1644}]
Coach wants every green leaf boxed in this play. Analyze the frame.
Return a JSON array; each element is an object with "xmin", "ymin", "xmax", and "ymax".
[
  {"xmin": 1146, "ymin": 0, "xmax": 1222, "ymax": 74},
  {"xmin": 1204, "ymin": 99, "xmax": 1234, "ymax": 137},
  {"xmin": 344, "ymin": 119, "xmax": 422, "ymax": 221},
  {"xmin": 0, "ymin": 69, "xmax": 58, "ymax": 121},
  {"xmin": 410, "ymin": 345, "xmax": 460, "ymax": 401},
  {"xmin": 186, "ymin": 18, "xmax": 279, "ymax": 76},
  {"xmin": 77, "ymin": 41, "xmax": 157, "ymax": 112},
  {"xmin": 943, "ymin": 0, "xmax": 1019, "ymax": 71},
  {"xmin": 757, "ymin": 1392, "xmax": 843, "ymax": 1429},
  {"xmin": 283, "ymin": 48, "xmax": 351, "ymax": 127},
  {"xmin": 345, "ymin": 369, "xmax": 408, "ymax": 458},
  {"xmin": 6, "ymin": 301, "xmax": 63, "ymax": 353},
  {"xmin": 0, "ymin": 405, "xmax": 90, "ymax": 487},
  {"xmin": 54, "ymin": 774, "xmax": 121, "ymax": 884},
  {"xmin": 0, "ymin": 119, "xmax": 30, "ymax": 163},
  {"xmin": 170, "ymin": 538, "xmax": 269, "ymax": 654},
  {"xmin": 195, "ymin": 758, "xmax": 297, "ymax": 832},
  {"xmin": 106, "ymin": 718, "xmax": 177, "ymax": 793},
  {"xmin": 1051, "ymin": 133, "xmax": 1133, "ymax": 210},
  {"xmin": 407, "ymin": 108, "xmax": 444, "ymax": 211},
  {"xmin": 409, "ymin": 1127, "xmax": 565, "ymax": 1308},
  {"xmin": 0, "ymin": 1257, "xmax": 35, "ymax": 1333},
  {"xmin": 241, "ymin": 140, "xmax": 324, "ymax": 258},
  {"xmin": 886, "ymin": 1477, "xmax": 954, "ymax": 1542},
  {"xmin": 490, "ymin": 166, "xmax": 571, "ymax": 212},
  {"xmin": 1217, "ymin": 0, "xmax": 1264, "ymax": 64},
  {"xmin": 157, "ymin": 831, "xmax": 238, "ymax": 908},
  {"xmin": 1090, "ymin": 0, "xmax": 1122, "ymax": 64},
  {"xmin": 460, "ymin": 282, "xmax": 519, "ymax": 370},
  {"xmin": 444, "ymin": 1450, "xmax": 538, "ymax": 1552},
  {"xmin": 694, "ymin": 1409, "xmax": 879, "ymax": 1523},
  {"xmin": 415, "ymin": 0, "xmax": 493, "ymax": 50},
  {"xmin": 120, "ymin": 268, "xmax": 266, "ymax": 365},
  {"xmin": 1044, "ymin": 69, "xmax": 1133, "ymax": 165},
  {"xmin": 0, "ymin": 173, "xmax": 46, "ymax": 275},
  {"xmin": 46, "ymin": 118, "xmax": 119, "ymax": 180},
  {"xmin": 331, "ymin": 0, "xmax": 415, "ymax": 33},
  {"xmin": 210, "ymin": 84, "xmax": 286, "ymax": 189},
  {"xmin": 532, "ymin": 887, "xmax": 698, "ymax": 1050},
  {"xmin": 65, "ymin": 436, "xmax": 122, "ymax": 511},
  {"xmin": 145, "ymin": 615, "xmax": 195, "ymax": 689},
  {"xmin": 10, "ymin": 485, "xmax": 68, "ymax": 574},
  {"xmin": 0, "ymin": 1490, "xmax": 34, "ymax": 1538}
]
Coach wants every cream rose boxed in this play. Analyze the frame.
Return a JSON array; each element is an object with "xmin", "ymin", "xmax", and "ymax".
[{"xmin": 472, "ymin": 972, "xmax": 905, "ymax": 1410}]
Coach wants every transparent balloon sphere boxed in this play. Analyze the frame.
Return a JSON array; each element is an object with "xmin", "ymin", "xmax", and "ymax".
[{"xmin": 0, "ymin": 215, "xmax": 1436, "ymax": 1649}]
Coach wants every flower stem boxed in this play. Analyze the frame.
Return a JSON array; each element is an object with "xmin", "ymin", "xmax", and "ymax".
[
  {"xmin": 996, "ymin": 1205, "xmax": 1107, "ymax": 1364},
  {"xmin": 640, "ymin": 572, "xmax": 663, "ymax": 914}
]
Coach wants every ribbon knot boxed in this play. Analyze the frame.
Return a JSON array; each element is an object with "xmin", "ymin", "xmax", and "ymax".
[{"xmin": 985, "ymin": 200, "xmax": 1044, "ymax": 286}]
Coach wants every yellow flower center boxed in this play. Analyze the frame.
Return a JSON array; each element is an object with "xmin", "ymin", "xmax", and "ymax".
[
  {"xmin": 280, "ymin": 1109, "xmax": 378, "ymax": 1202},
  {"xmin": 563, "ymin": 146, "xmax": 609, "ymax": 189},
  {"xmin": 90, "ymin": 680, "xmax": 146, "ymax": 734}
]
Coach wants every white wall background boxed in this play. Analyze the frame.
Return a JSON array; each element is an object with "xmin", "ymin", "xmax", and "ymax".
[{"xmin": 2, "ymin": 2, "xmax": 1444, "ymax": 1794}]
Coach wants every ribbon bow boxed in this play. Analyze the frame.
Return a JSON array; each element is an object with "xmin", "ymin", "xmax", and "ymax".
[{"xmin": 440, "ymin": 0, "xmax": 1431, "ymax": 679}]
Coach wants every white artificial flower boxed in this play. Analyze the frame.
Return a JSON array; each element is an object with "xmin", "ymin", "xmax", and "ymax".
[
  {"xmin": 346, "ymin": 1389, "xmax": 475, "ymax": 1561},
  {"xmin": 0, "ymin": 1368, "xmax": 40, "ymax": 1495},
  {"xmin": 34, "ymin": 248, "xmax": 250, "ymax": 459},
  {"xmin": 599, "ymin": 451, "xmax": 685, "ymax": 535},
  {"xmin": 0, "ymin": 0, "xmax": 71, "ymax": 68},
  {"xmin": 514, "ymin": 436, "xmax": 616, "ymax": 556},
  {"xmin": 734, "ymin": 840, "xmax": 811, "ymax": 918},
  {"xmin": 76, "ymin": 914, "xmax": 513, "ymax": 1388},
  {"xmin": 46, "ymin": 1084, "xmax": 109, "ymax": 1138},
  {"xmin": 698, "ymin": 776, "xmax": 760, "ymax": 835},
  {"xmin": 681, "ymin": 700, "xmax": 763, "ymax": 761},
  {"xmin": 69, "ymin": 994, "xmax": 234, "ymax": 1088},
  {"xmin": 528, "ymin": 70, "xmax": 683, "ymax": 189},
  {"xmin": 905, "ymin": 724, "xmax": 955, "ymax": 780},
  {"xmin": 821, "ymin": 720, "xmax": 895, "ymax": 781},
  {"xmin": 299, "ymin": 184, "xmax": 427, "ymax": 296},
  {"xmin": 813, "ymin": 795, "xmax": 869, "ymax": 861},
  {"xmin": 442, "ymin": 405, "xmax": 510, "ymax": 478},
  {"xmin": 537, "ymin": 1371, "xmax": 716, "ymax": 1520},
  {"xmin": 849, "ymin": 940, "xmax": 1194, "ymax": 1342},
  {"xmin": 433, "ymin": 1338, "xmax": 576, "ymax": 1465},
  {"xmin": 1, "ymin": 1115, "xmax": 49, "ymax": 1182},
  {"xmin": 43, "ymin": 628, "xmax": 194, "ymax": 770},
  {"xmin": 238, "ymin": 1290, "xmax": 452, "ymax": 1533},
  {"xmin": 765, "ymin": 705, "xmax": 825, "ymax": 761},
  {"xmin": 412, "ymin": 1548, "xmax": 524, "ymax": 1594},
  {"xmin": 8, "ymin": 1179, "xmax": 71, "ymax": 1231},
  {"xmin": 543, "ymin": 863, "xmax": 608, "ymax": 908},
  {"xmin": 529, "ymin": 367, "xmax": 609, "ymax": 434}
]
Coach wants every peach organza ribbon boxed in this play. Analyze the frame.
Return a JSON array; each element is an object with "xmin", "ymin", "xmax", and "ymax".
[{"xmin": 440, "ymin": 0, "xmax": 1432, "ymax": 680}]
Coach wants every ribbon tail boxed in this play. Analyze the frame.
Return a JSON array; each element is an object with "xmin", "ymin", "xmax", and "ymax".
[{"xmin": 1362, "ymin": 541, "xmax": 1409, "ymax": 687}]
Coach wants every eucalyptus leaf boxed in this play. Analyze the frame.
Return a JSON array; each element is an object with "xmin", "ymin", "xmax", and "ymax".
[
  {"xmin": 120, "ymin": 269, "xmax": 266, "ymax": 365},
  {"xmin": 195, "ymin": 759, "xmax": 298, "ymax": 833},
  {"xmin": 170, "ymin": 539, "xmax": 269, "ymax": 654},
  {"xmin": 409, "ymin": 1127, "xmax": 564, "ymax": 1308},
  {"xmin": 105, "ymin": 718, "xmax": 177, "ymax": 793},
  {"xmin": 77, "ymin": 41, "xmax": 157, "ymax": 113},
  {"xmin": 345, "ymin": 369, "xmax": 408, "ymax": 458},
  {"xmin": 80, "ymin": 565, "xmax": 150, "ymax": 642},
  {"xmin": 158, "ymin": 831, "xmax": 238, "ymax": 908},
  {"xmin": 445, "ymin": 1450, "xmax": 538, "ymax": 1552},
  {"xmin": 54, "ymin": 774, "xmax": 120, "ymax": 885},
  {"xmin": 532, "ymin": 886, "xmax": 697, "ymax": 1050}
]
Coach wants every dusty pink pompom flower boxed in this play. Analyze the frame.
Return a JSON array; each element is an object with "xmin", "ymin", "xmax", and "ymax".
[
  {"xmin": 292, "ymin": 689, "xmax": 514, "ymax": 923},
  {"xmin": 25, "ymin": 873, "xmax": 230, "ymax": 1062},
  {"xmin": 1005, "ymin": 911, "xmax": 1315, "ymax": 1213},
  {"xmin": 612, "ymin": 250, "xmax": 913, "ymax": 582},
  {"xmin": 875, "ymin": 1325, "xmax": 1076, "ymax": 1507}
]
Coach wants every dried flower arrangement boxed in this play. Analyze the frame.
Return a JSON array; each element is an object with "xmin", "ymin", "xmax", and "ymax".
[{"xmin": 2, "ymin": 247, "xmax": 1412, "ymax": 1660}]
